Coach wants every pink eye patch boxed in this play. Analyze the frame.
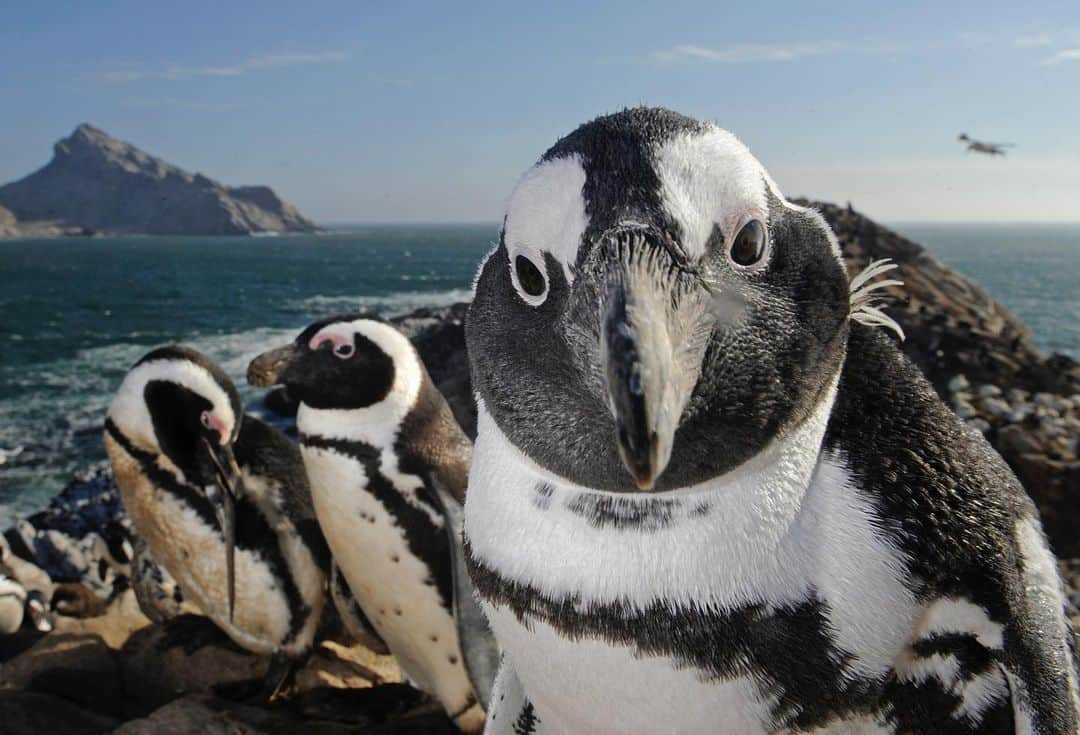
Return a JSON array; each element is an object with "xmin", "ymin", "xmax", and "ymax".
[{"xmin": 309, "ymin": 331, "xmax": 352, "ymax": 351}]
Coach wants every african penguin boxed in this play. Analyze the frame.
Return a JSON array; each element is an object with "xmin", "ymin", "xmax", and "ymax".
[
  {"xmin": 105, "ymin": 345, "xmax": 329, "ymax": 677},
  {"xmin": 248, "ymin": 315, "xmax": 491, "ymax": 733},
  {"xmin": 464, "ymin": 107, "xmax": 1080, "ymax": 734}
]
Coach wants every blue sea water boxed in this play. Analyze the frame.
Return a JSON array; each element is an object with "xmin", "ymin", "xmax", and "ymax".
[
  {"xmin": 0, "ymin": 222, "xmax": 1077, "ymax": 523},
  {"xmin": 0, "ymin": 225, "xmax": 495, "ymax": 522}
]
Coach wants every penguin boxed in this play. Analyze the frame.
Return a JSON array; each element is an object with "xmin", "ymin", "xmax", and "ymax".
[
  {"xmin": 248, "ymin": 315, "xmax": 493, "ymax": 733},
  {"xmin": 104, "ymin": 345, "xmax": 328, "ymax": 685},
  {"xmin": 463, "ymin": 107, "xmax": 1080, "ymax": 734}
]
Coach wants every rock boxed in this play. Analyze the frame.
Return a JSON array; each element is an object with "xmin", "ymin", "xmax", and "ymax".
[
  {"xmin": 119, "ymin": 615, "xmax": 270, "ymax": 715},
  {"xmin": 1034, "ymin": 392, "xmax": 1057, "ymax": 407},
  {"xmin": 51, "ymin": 582, "xmax": 107, "ymax": 618},
  {"xmin": 0, "ymin": 574, "xmax": 27, "ymax": 633},
  {"xmin": 293, "ymin": 639, "xmax": 401, "ymax": 693},
  {"xmin": 953, "ymin": 400, "xmax": 978, "ymax": 420},
  {"xmin": 0, "ymin": 203, "xmax": 20, "ymax": 237},
  {"xmin": 980, "ymin": 397, "xmax": 1013, "ymax": 419},
  {"xmin": 0, "ymin": 632, "xmax": 124, "ymax": 716},
  {"xmin": 1006, "ymin": 388, "xmax": 1031, "ymax": 404},
  {"xmin": 796, "ymin": 199, "xmax": 1080, "ymax": 398},
  {"xmin": 967, "ymin": 418, "xmax": 991, "ymax": 435},
  {"xmin": 0, "ymin": 124, "xmax": 318, "ymax": 237},
  {"xmin": 110, "ymin": 693, "xmax": 352, "ymax": 735},
  {"xmin": 1010, "ymin": 454, "xmax": 1080, "ymax": 556},
  {"xmin": 0, "ymin": 690, "xmax": 118, "ymax": 735},
  {"xmin": 977, "ymin": 384, "xmax": 1003, "ymax": 398},
  {"xmin": 1007, "ymin": 407, "xmax": 1031, "ymax": 424},
  {"xmin": 51, "ymin": 588, "xmax": 151, "ymax": 649},
  {"xmin": 997, "ymin": 425, "xmax": 1045, "ymax": 457},
  {"xmin": 948, "ymin": 374, "xmax": 970, "ymax": 393}
]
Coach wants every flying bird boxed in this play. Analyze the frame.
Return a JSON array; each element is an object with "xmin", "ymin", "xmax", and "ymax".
[{"xmin": 958, "ymin": 133, "xmax": 1015, "ymax": 156}]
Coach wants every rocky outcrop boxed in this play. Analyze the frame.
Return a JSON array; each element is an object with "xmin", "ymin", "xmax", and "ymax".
[
  {"xmin": 797, "ymin": 200, "xmax": 1080, "ymax": 557},
  {"xmin": 800, "ymin": 199, "xmax": 1080, "ymax": 397},
  {"xmin": 0, "ymin": 124, "xmax": 318, "ymax": 237}
]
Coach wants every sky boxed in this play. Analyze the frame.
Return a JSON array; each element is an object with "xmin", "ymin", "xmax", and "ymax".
[{"xmin": 1, "ymin": 2, "xmax": 1078, "ymax": 224}]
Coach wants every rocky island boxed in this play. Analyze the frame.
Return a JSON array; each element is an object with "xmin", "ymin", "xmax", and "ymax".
[
  {"xmin": 0, "ymin": 202, "xmax": 1076, "ymax": 733},
  {"xmin": 0, "ymin": 124, "xmax": 318, "ymax": 238}
]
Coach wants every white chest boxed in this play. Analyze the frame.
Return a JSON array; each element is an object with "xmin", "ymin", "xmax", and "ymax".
[
  {"xmin": 300, "ymin": 443, "xmax": 472, "ymax": 708},
  {"xmin": 465, "ymin": 403, "xmax": 919, "ymax": 732}
]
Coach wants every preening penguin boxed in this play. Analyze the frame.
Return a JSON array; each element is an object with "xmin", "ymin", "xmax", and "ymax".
[
  {"xmin": 464, "ymin": 107, "xmax": 1080, "ymax": 734},
  {"xmin": 248, "ymin": 316, "xmax": 493, "ymax": 733},
  {"xmin": 105, "ymin": 346, "xmax": 328, "ymax": 678}
]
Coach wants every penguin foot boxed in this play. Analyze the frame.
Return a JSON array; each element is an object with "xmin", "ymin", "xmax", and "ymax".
[
  {"xmin": 155, "ymin": 613, "xmax": 233, "ymax": 655},
  {"xmin": 214, "ymin": 651, "xmax": 297, "ymax": 704}
]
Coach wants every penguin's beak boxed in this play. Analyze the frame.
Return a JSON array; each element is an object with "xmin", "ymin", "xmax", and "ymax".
[
  {"xmin": 598, "ymin": 229, "xmax": 707, "ymax": 491},
  {"xmin": 604, "ymin": 284, "xmax": 665, "ymax": 490},
  {"xmin": 248, "ymin": 344, "xmax": 301, "ymax": 387},
  {"xmin": 202, "ymin": 437, "xmax": 243, "ymax": 622}
]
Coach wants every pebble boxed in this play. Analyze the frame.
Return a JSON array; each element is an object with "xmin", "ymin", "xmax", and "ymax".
[
  {"xmin": 980, "ymin": 397, "xmax": 1012, "ymax": 419},
  {"xmin": 1006, "ymin": 388, "xmax": 1031, "ymax": 404},
  {"xmin": 977, "ymin": 384, "xmax": 1002, "ymax": 398},
  {"xmin": 967, "ymin": 418, "xmax": 991, "ymax": 435},
  {"xmin": 1034, "ymin": 393, "xmax": 1056, "ymax": 408},
  {"xmin": 948, "ymin": 374, "xmax": 970, "ymax": 393},
  {"xmin": 954, "ymin": 400, "xmax": 979, "ymax": 420},
  {"xmin": 1007, "ymin": 408, "xmax": 1030, "ymax": 424}
]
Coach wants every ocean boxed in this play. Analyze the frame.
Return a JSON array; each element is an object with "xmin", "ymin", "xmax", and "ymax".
[{"xmin": 1, "ymin": 222, "xmax": 1077, "ymax": 524}]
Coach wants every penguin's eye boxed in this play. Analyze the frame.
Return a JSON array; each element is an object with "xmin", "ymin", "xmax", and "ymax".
[
  {"xmin": 200, "ymin": 411, "xmax": 212, "ymax": 429},
  {"xmin": 728, "ymin": 219, "xmax": 768, "ymax": 268},
  {"xmin": 334, "ymin": 343, "xmax": 355, "ymax": 359},
  {"xmin": 512, "ymin": 252, "xmax": 549, "ymax": 305}
]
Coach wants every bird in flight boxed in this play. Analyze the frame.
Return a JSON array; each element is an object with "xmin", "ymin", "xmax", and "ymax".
[{"xmin": 958, "ymin": 133, "xmax": 1015, "ymax": 156}]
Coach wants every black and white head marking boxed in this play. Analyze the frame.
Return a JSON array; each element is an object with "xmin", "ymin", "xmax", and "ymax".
[
  {"xmin": 108, "ymin": 345, "xmax": 243, "ymax": 485},
  {"xmin": 468, "ymin": 107, "xmax": 852, "ymax": 492}
]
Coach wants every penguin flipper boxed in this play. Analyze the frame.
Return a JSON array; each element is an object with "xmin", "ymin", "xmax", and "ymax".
[
  {"xmin": 484, "ymin": 653, "xmax": 541, "ymax": 735},
  {"xmin": 429, "ymin": 475, "xmax": 500, "ymax": 710}
]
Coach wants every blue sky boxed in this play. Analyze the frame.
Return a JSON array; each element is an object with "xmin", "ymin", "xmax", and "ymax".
[{"xmin": 1, "ymin": 2, "xmax": 1078, "ymax": 223}]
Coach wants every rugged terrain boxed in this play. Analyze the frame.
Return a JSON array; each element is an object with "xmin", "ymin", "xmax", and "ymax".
[
  {"xmin": 0, "ymin": 124, "xmax": 318, "ymax": 237},
  {"xmin": 0, "ymin": 202, "xmax": 1076, "ymax": 733}
]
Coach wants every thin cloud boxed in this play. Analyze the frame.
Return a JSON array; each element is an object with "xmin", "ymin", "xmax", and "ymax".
[
  {"xmin": 1042, "ymin": 48, "xmax": 1080, "ymax": 65},
  {"xmin": 102, "ymin": 51, "xmax": 347, "ymax": 82},
  {"xmin": 1012, "ymin": 34, "xmax": 1054, "ymax": 48},
  {"xmin": 956, "ymin": 31, "xmax": 995, "ymax": 47},
  {"xmin": 651, "ymin": 39, "xmax": 900, "ymax": 64}
]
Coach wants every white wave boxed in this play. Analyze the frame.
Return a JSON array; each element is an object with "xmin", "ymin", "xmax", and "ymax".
[
  {"xmin": 290, "ymin": 288, "xmax": 472, "ymax": 318},
  {"xmin": 0, "ymin": 446, "xmax": 24, "ymax": 466}
]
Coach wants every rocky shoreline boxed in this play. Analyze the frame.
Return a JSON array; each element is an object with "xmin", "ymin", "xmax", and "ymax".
[{"xmin": 1, "ymin": 203, "xmax": 1076, "ymax": 732}]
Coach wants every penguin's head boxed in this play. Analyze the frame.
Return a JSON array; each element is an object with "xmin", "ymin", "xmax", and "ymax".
[
  {"xmin": 468, "ymin": 107, "xmax": 852, "ymax": 493},
  {"xmin": 109, "ymin": 345, "xmax": 244, "ymax": 486},
  {"xmin": 247, "ymin": 315, "xmax": 422, "ymax": 414}
]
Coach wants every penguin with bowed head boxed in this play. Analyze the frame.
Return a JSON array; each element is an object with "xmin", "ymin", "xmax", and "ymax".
[{"xmin": 105, "ymin": 345, "xmax": 331, "ymax": 693}]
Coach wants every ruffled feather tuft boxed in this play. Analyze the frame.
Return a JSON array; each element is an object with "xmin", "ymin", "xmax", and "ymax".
[{"xmin": 849, "ymin": 258, "xmax": 905, "ymax": 341}]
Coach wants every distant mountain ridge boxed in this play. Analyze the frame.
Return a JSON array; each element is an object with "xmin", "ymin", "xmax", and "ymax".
[{"xmin": 0, "ymin": 124, "xmax": 318, "ymax": 237}]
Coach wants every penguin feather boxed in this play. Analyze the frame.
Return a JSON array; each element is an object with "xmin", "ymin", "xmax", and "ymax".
[{"xmin": 849, "ymin": 258, "xmax": 905, "ymax": 341}]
